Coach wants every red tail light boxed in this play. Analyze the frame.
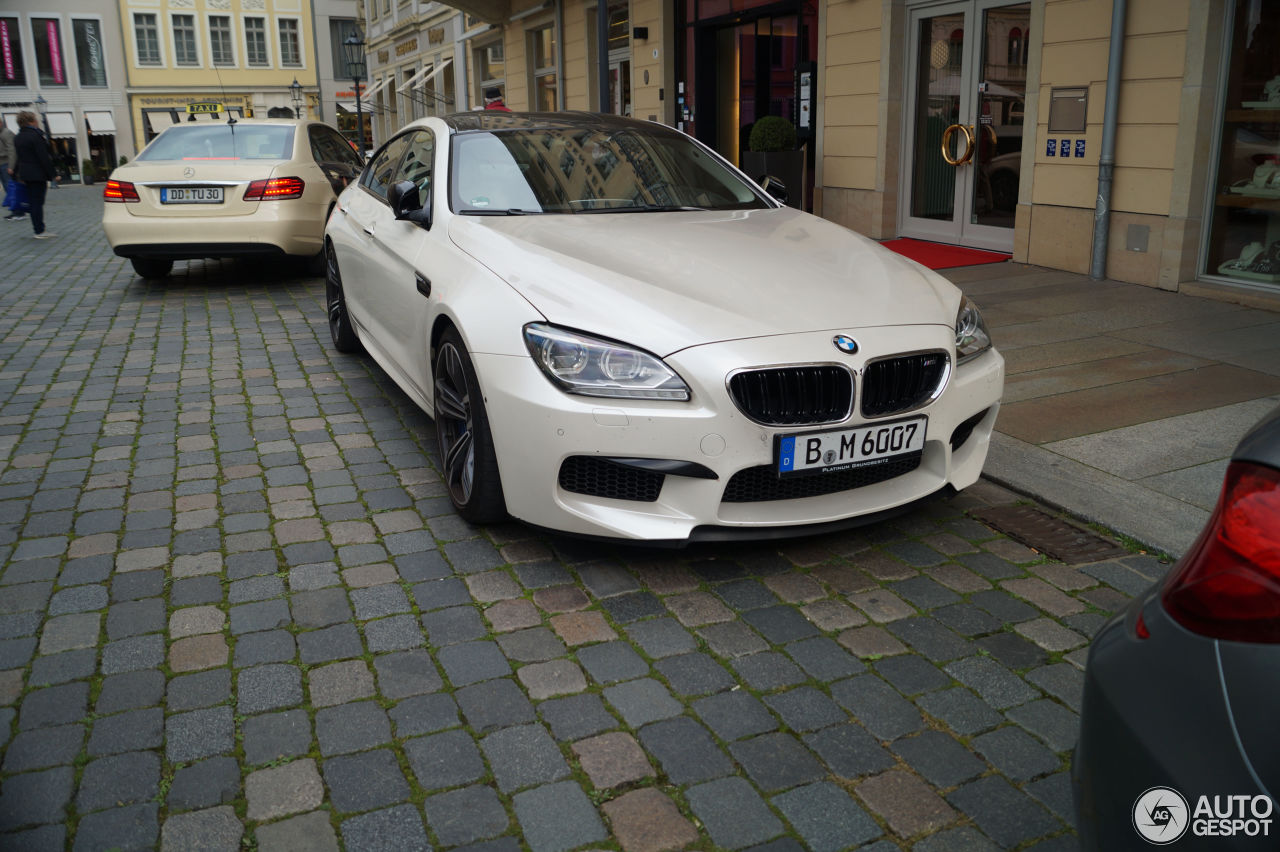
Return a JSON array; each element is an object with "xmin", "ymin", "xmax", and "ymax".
[
  {"xmin": 244, "ymin": 177, "xmax": 305, "ymax": 201},
  {"xmin": 104, "ymin": 180, "xmax": 140, "ymax": 202},
  {"xmin": 1162, "ymin": 461, "xmax": 1280, "ymax": 642}
]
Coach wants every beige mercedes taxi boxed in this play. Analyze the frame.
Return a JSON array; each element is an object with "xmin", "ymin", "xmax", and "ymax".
[{"xmin": 103, "ymin": 118, "xmax": 363, "ymax": 279}]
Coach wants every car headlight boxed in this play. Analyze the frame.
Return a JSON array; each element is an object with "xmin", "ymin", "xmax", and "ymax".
[
  {"xmin": 523, "ymin": 323, "xmax": 691, "ymax": 400},
  {"xmin": 955, "ymin": 297, "xmax": 992, "ymax": 364}
]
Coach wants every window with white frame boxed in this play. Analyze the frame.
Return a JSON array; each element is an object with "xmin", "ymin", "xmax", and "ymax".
[
  {"xmin": 210, "ymin": 16, "xmax": 234, "ymax": 66},
  {"xmin": 245, "ymin": 17, "xmax": 268, "ymax": 66},
  {"xmin": 278, "ymin": 18, "xmax": 301, "ymax": 67},
  {"xmin": 134, "ymin": 14, "xmax": 161, "ymax": 65},
  {"xmin": 528, "ymin": 25, "xmax": 557, "ymax": 112},
  {"xmin": 172, "ymin": 14, "xmax": 198, "ymax": 66}
]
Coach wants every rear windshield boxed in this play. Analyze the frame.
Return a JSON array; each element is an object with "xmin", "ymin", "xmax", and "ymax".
[{"xmin": 138, "ymin": 125, "xmax": 296, "ymax": 161}]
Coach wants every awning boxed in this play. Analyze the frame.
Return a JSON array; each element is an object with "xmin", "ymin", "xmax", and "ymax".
[
  {"xmin": 189, "ymin": 111, "xmax": 218, "ymax": 121},
  {"xmin": 144, "ymin": 111, "xmax": 180, "ymax": 134},
  {"xmin": 46, "ymin": 112, "xmax": 77, "ymax": 138},
  {"xmin": 85, "ymin": 111, "xmax": 116, "ymax": 134},
  {"xmin": 361, "ymin": 75, "xmax": 393, "ymax": 102},
  {"xmin": 2, "ymin": 114, "xmax": 17, "ymax": 134},
  {"xmin": 412, "ymin": 58, "xmax": 453, "ymax": 91},
  {"xmin": 400, "ymin": 63, "xmax": 435, "ymax": 92}
]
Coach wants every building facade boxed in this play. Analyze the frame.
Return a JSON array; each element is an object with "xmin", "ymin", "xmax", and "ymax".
[
  {"xmin": 117, "ymin": 0, "xmax": 324, "ymax": 150},
  {"xmin": 358, "ymin": 0, "xmax": 470, "ymax": 149},
  {"xmin": 383, "ymin": 0, "xmax": 1275, "ymax": 307},
  {"xmin": 2, "ymin": 1, "xmax": 133, "ymax": 180}
]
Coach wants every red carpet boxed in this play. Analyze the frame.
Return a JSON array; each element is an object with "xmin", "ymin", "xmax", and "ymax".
[{"xmin": 881, "ymin": 238, "xmax": 1011, "ymax": 270}]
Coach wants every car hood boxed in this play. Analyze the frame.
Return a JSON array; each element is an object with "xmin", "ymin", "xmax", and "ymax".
[{"xmin": 448, "ymin": 207, "xmax": 958, "ymax": 356}]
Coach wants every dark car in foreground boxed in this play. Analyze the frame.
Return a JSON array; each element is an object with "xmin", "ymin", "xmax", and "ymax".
[{"xmin": 1074, "ymin": 405, "xmax": 1280, "ymax": 849}]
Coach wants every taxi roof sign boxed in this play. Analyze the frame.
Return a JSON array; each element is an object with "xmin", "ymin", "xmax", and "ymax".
[{"xmin": 187, "ymin": 102, "xmax": 223, "ymax": 114}]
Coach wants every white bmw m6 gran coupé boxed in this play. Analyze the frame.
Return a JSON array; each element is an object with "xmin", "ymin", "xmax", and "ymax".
[{"xmin": 323, "ymin": 112, "xmax": 1004, "ymax": 544}]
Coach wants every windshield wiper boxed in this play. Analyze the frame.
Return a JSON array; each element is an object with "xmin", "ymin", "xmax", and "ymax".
[{"xmin": 460, "ymin": 208, "xmax": 542, "ymax": 216}]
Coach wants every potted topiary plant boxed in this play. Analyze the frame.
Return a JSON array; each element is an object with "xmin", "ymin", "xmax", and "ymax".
[
  {"xmin": 742, "ymin": 115, "xmax": 803, "ymax": 209},
  {"xmin": 81, "ymin": 159, "xmax": 98, "ymax": 185}
]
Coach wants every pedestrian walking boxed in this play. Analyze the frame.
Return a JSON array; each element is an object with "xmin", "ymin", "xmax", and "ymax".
[
  {"xmin": 13, "ymin": 111, "xmax": 58, "ymax": 238},
  {"xmin": 483, "ymin": 87, "xmax": 511, "ymax": 112},
  {"xmin": 0, "ymin": 122, "xmax": 24, "ymax": 221}
]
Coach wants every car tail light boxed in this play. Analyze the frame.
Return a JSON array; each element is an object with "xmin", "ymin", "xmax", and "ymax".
[
  {"xmin": 1162, "ymin": 461, "xmax": 1280, "ymax": 642},
  {"xmin": 103, "ymin": 180, "xmax": 140, "ymax": 202},
  {"xmin": 244, "ymin": 177, "xmax": 305, "ymax": 200}
]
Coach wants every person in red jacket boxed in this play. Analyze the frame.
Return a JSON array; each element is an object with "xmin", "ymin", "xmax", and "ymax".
[
  {"xmin": 483, "ymin": 87, "xmax": 511, "ymax": 112},
  {"xmin": 13, "ymin": 111, "xmax": 59, "ymax": 239}
]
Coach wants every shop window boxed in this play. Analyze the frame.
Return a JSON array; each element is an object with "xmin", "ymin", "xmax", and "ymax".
[
  {"xmin": 1205, "ymin": 0, "xmax": 1280, "ymax": 289},
  {"xmin": 278, "ymin": 19, "xmax": 301, "ymax": 68},
  {"xmin": 0, "ymin": 18, "xmax": 27, "ymax": 86},
  {"xmin": 245, "ymin": 18, "xmax": 268, "ymax": 66},
  {"xmin": 529, "ymin": 25, "xmax": 557, "ymax": 111},
  {"xmin": 210, "ymin": 16, "xmax": 234, "ymax": 66},
  {"xmin": 172, "ymin": 15, "xmax": 199, "ymax": 66},
  {"xmin": 73, "ymin": 19, "xmax": 108, "ymax": 86},
  {"xmin": 30, "ymin": 18, "xmax": 68, "ymax": 85}
]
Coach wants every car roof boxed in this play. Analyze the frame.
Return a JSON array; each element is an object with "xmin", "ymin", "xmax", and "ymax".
[{"xmin": 441, "ymin": 111, "xmax": 675, "ymax": 137}]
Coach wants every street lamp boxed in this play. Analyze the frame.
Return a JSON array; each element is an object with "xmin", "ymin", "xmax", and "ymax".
[
  {"xmin": 342, "ymin": 29, "xmax": 367, "ymax": 158},
  {"xmin": 289, "ymin": 78, "xmax": 303, "ymax": 119}
]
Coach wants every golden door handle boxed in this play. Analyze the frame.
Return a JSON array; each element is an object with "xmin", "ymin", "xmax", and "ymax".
[{"xmin": 941, "ymin": 123, "xmax": 975, "ymax": 166}]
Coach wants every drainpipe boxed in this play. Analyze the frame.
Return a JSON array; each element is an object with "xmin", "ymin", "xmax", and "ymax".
[
  {"xmin": 555, "ymin": 0, "xmax": 566, "ymax": 110},
  {"xmin": 1090, "ymin": 0, "xmax": 1126, "ymax": 280},
  {"xmin": 597, "ymin": 0, "xmax": 610, "ymax": 111}
]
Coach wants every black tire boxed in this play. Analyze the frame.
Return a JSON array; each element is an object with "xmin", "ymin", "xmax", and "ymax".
[
  {"xmin": 325, "ymin": 243, "xmax": 363, "ymax": 354},
  {"xmin": 130, "ymin": 257, "xmax": 173, "ymax": 279},
  {"xmin": 304, "ymin": 250, "xmax": 326, "ymax": 276},
  {"xmin": 433, "ymin": 328, "xmax": 506, "ymax": 523}
]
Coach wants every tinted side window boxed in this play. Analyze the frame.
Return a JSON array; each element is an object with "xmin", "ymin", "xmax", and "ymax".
[
  {"xmin": 325, "ymin": 128, "xmax": 365, "ymax": 168},
  {"xmin": 308, "ymin": 126, "xmax": 337, "ymax": 163},
  {"xmin": 394, "ymin": 131, "xmax": 434, "ymax": 198},
  {"xmin": 360, "ymin": 135, "xmax": 411, "ymax": 202}
]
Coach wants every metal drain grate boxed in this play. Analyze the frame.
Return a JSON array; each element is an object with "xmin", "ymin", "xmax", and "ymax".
[{"xmin": 968, "ymin": 505, "xmax": 1130, "ymax": 564}]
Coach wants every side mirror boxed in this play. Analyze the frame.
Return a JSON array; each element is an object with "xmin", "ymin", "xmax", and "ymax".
[
  {"xmin": 759, "ymin": 176, "xmax": 788, "ymax": 205},
  {"xmin": 389, "ymin": 179, "xmax": 432, "ymax": 229}
]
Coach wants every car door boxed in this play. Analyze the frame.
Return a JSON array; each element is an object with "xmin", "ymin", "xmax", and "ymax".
[
  {"xmin": 308, "ymin": 125, "xmax": 364, "ymax": 198},
  {"xmin": 362, "ymin": 129, "xmax": 437, "ymax": 391},
  {"xmin": 337, "ymin": 133, "xmax": 410, "ymax": 340}
]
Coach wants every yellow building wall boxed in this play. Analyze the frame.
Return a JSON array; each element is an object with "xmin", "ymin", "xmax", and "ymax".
[
  {"xmin": 630, "ymin": 0, "xmax": 666, "ymax": 122},
  {"xmin": 821, "ymin": 0, "xmax": 881, "ymax": 192},
  {"xmin": 1032, "ymin": 0, "xmax": 1190, "ymax": 217},
  {"xmin": 122, "ymin": 0, "xmax": 318, "ymax": 89},
  {"xmin": 563, "ymin": 0, "xmax": 590, "ymax": 110}
]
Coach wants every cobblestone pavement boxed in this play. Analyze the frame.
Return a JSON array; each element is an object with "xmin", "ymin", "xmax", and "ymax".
[{"xmin": 0, "ymin": 187, "xmax": 1163, "ymax": 851}]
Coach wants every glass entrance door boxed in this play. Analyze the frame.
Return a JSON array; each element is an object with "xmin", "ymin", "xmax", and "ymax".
[{"xmin": 902, "ymin": 1, "xmax": 1029, "ymax": 251}]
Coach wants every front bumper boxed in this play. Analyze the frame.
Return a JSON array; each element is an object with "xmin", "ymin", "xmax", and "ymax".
[{"xmin": 475, "ymin": 324, "xmax": 1003, "ymax": 542}]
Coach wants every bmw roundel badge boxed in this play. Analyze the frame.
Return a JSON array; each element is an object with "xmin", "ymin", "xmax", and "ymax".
[{"xmin": 832, "ymin": 335, "xmax": 859, "ymax": 355}]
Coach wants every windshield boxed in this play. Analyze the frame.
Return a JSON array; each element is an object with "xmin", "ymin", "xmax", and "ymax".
[
  {"xmin": 138, "ymin": 125, "xmax": 296, "ymax": 161},
  {"xmin": 450, "ymin": 126, "xmax": 771, "ymax": 214}
]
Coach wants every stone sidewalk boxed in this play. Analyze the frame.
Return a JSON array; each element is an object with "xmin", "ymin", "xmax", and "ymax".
[
  {"xmin": 0, "ymin": 186, "xmax": 1167, "ymax": 851},
  {"xmin": 941, "ymin": 264, "xmax": 1280, "ymax": 558}
]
